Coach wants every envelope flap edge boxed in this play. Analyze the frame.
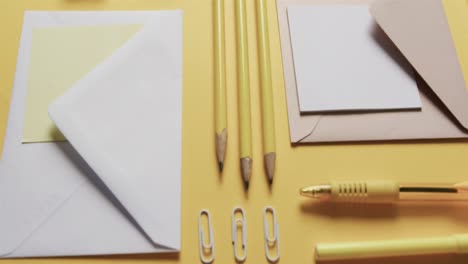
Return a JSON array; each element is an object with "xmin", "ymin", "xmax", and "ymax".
[
  {"xmin": 370, "ymin": 0, "xmax": 468, "ymax": 130},
  {"xmin": 48, "ymin": 13, "xmax": 183, "ymax": 251}
]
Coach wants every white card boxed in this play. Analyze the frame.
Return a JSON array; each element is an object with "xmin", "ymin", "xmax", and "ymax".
[{"xmin": 287, "ymin": 5, "xmax": 421, "ymax": 113}]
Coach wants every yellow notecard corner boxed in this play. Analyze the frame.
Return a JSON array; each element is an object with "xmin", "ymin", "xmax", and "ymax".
[{"xmin": 22, "ymin": 24, "xmax": 142, "ymax": 143}]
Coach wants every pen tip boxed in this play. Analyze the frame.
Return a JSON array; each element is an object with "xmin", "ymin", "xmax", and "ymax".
[
  {"xmin": 300, "ymin": 185, "xmax": 332, "ymax": 199},
  {"xmin": 299, "ymin": 187, "xmax": 306, "ymax": 196},
  {"xmin": 218, "ymin": 162, "xmax": 224, "ymax": 172}
]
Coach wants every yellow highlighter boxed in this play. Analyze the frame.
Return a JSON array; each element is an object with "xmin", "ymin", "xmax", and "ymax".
[
  {"xmin": 236, "ymin": 0, "xmax": 252, "ymax": 190},
  {"xmin": 214, "ymin": 0, "xmax": 227, "ymax": 172},
  {"xmin": 257, "ymin": 0, "xmax": 276, "ymax": 184},
  {"xmin": 315, "ymin": 234, "xmax": 468, "ymax": 261}
]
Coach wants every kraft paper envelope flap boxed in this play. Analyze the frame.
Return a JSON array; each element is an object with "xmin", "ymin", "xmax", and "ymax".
[
  {"xmin": 370, "ymin": 0, "xmax": 468, "ymax": 128},
  {"xmin": 277, "ymin": 0, "xmax": 468, "ymax": 143},
  {"xmin": 0, "ymin": 11, "xmax": 181, "ymax": 257},
  {"xmin": 49, "ymin": 15, "xmax": 182, "ymax": 249}
]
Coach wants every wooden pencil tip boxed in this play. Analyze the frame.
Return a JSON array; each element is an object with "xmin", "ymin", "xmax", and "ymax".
[
  {"xmin": 241, "ymin": 157, "xmax": 252, "ymax": 191},
  {"xmin": 244, "ymin": 180, "xmax": 249, "ymax": 191},
  {"xmin": 218, "ymin": 162, "xmax": 224, "ymax": 172},
  {"xmin": 215, "ymin": 129, "xmax": 227, "ymax": 171},
  {"xmin": 265, "ymin": 152, "xmax": 276, "ymax": 184}
]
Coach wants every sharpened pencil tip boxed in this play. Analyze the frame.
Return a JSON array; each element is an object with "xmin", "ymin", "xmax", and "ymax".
[
  {"xmin": 244, "ymin": 181, "xmax": 249, "ymax": 191},
  {"xmin": 218, "ymin": 162, "xmax": 224, "ymax": 172},
  {"xmin": 264, "ymin": 153, "xmax": 276, "ymax": 186}
]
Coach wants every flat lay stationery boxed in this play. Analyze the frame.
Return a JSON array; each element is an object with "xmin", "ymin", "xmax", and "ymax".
[
  {"xmin": 277, "ymin": 0, "xmax": 468, "ymax": 144},
  {"xmin": 1, "ymin": 0, "xmax": 468, "ymax": 263},
  {"xmin": 0, "ymin": 11, "xmax": 182, "ymax": 257}
]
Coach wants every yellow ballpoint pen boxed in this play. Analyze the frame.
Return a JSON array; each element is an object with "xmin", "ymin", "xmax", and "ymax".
[
  {"xmin": 257, "ymin": 0, "xmax": 276, "ymax": 185},
  {"xmin": 236, "ymin": 0, "xmax": 252, "ymax": 190},
  {"xmin": 214, "ymin": 0, "xmax": 227, "ymax": 172},
  {"xmin": 300, "ymin": 180, "xmax": 468, "ymax": 203}
]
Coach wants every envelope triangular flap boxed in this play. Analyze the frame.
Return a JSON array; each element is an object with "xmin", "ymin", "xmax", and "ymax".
[
  {"xmin": 0, "ymin": 144, "xmax": 89, "ymax": 256},
  {"xmin": 49, "ymin": 13, "xmax": 183, "ymax": 250},
  {"xmin": 370, "ymin": 0, "xmax": 468, "ymax": 130}
]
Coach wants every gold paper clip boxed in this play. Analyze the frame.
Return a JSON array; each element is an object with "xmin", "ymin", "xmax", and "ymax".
[
  {"xmin": 231, "ymin": 207, "xmax": 247, "ymax": 262},
  {"xmin": 198, "ymin": 210, "xmax": 215, "ymax": 264},
  {"xmin": 263, "ymin": 206, "xmax": 280, "ymax": 262}
]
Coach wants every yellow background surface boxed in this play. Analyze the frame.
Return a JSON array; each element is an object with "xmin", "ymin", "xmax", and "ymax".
[
  {"xmin": 23, "ymin": 24, "xmax": 141, "ymax": 143},
  {"xmin": 1, "ymin": 0, "xmax": 468, "ymax": 264},
  {"xmin": 444, "ymin": 0, "xmax": 468, "ymax": 90}
]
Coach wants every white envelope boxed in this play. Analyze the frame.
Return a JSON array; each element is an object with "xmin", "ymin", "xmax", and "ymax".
[{"xmin": 0, "ymin": 11, "xmax": 182, "ymax": 257}]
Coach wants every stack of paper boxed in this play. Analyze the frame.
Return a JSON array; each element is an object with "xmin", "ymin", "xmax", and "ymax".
[{"xmin": 0, "ymin": 11, "xmax": 183, "ymax": 257}]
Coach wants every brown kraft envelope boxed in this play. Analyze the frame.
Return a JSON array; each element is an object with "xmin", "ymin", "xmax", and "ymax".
[{"xmin": 277, "ymin": 0, "xmax": 468, "ymax": 143}]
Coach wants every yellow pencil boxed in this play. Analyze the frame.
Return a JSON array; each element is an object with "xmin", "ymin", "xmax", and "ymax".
[
  {"xmin": 236, "ymin": 0, "xmax": 252, "ymax": 190},
  {"xmin": 257, "ymin": 0, "xmax": 276, "ymax": 184},
  {"xmin": 214, "ymin": 0, "xmax": 227, "ymax": 172}
]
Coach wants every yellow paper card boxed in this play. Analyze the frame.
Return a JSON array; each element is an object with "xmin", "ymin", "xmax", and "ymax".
[
  {"xmin": 22, "ymin": 24, "xmax": 141, "ymax": 143},
  {"xmin": 443, "ymin": 0, "xmax": 468, "ymax": 90}
]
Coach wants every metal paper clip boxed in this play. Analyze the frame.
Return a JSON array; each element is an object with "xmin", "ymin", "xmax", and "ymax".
[
  {"xmin": 231, "ymin": 207, "xmax": 247, "ymax": 262},
  {"xmin": 263, "ymin": 206, "xmax": 280, "ymax": 262},
  {"xmin": 198, "ymin": 210, "xmax": 215, "ymax": 264}
]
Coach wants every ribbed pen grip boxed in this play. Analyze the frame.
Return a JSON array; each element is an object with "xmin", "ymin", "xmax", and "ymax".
[{"xmin": 330, "ymin": 180, "xmax": 399, "ymax": 203}]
